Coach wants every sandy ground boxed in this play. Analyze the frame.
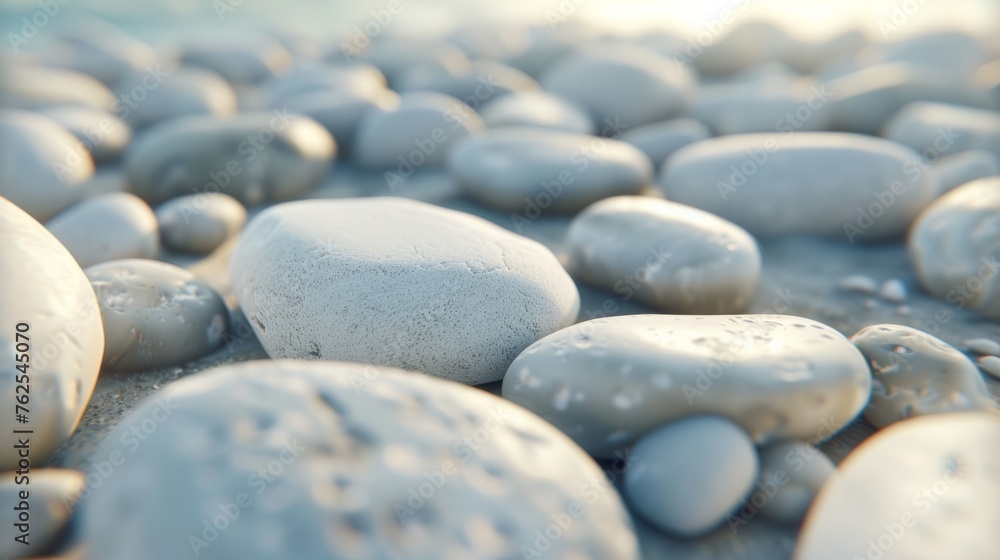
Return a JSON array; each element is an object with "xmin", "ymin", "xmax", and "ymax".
[{"xmin": 47, "ymin": 164, "xmax": 1000, "ymax": 560}]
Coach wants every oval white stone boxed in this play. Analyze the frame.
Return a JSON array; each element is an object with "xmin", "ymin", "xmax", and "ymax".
[
  {"xmin": 908, "ymin": 177, "xmax": 1000, "ymax": 318},
  {"xmin": 448, "ymin": 128, "xmax": 653, "ymax": 213},
  {"xmin": 0, "ymin": 197, "xmax": 104, "ymax": 470},
  {"xmin": 47, "ymin": 192, "xmax": 159, "ymax": 268},
  {"xmin": 479, "ymin": 91, "xmax": 594, "ymax": 134},
  {"xmin": 796, "ymin": 414, "xmax": 1000, "ymax": 560},
  {"xmin": 155, "ymin": 193, "xmax": 247, "ymax": 255},
  {"xmin": 86, "ymin": 259, "xmax": 229, "ymax": 372},
  {"xmin": 230, "ymin": 198, "xmax": 580, "ymax": 384},
  {"xmin": 82, "ymin": 360, "xmax": 640, "ymax": 560},
  {"xmin": 502, "ymin": 314, "xmax": 872, "ymax": 457},
  {"xmin": 659, "ymin": 132, "xmax": 937, "ymax": 240},
  {"xmin": 850, "ymin": 324, "xmax": 994, "ymax": 428},
  {"xmin": 624, "ymin": 415, "xmax": 758, "ymax": 537},
  {"xmin": 566, "ymin": 196, "xmax": 761, "ymax": 313},
  {"xmin": 39, "ymin": 106, "xmax": 132, "ymax": 162}
]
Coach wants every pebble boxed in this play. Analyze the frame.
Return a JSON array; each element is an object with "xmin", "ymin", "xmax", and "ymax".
[
  {"xmin": 865, "ymin": 31, "xmax": 990, "ymax": 79},
  {"xmin": 46, "ymin": 192, "xmax": 159, "ymax": 268},
  {"xmin": 266, "ymin": 63, "xmax": 387, "ymax": 102},
  {"xmin": 447, "ymin": 128, "xmax": 653, "ymax": 213},
  {"xmin": 0, "ymin": 66, "xmax": 116, "ymax": 112},
  {"xmin": 502, "ymin": 314, "xmax": 872, "ymax": 457},
  {"xmin": 43, "ymin": 19, "xmax": 160, "ymax": 86},
  {"xmin": 353, "ymin": 92, "xmax": 484, "ymax": 169},
  {"xmin": 0, "ymin": 110, "xmax": 94, "ymax": 222},
  {"xmin": 230, "ymin": 198, "xmax": 579, "ymax": 384},
  {"xmin": 878, "ymin": 279, "xmax": 908, "ymax": 303},
  {"xmin": 688, "ymin": 79, "xmax": 831, "ymax": 136},
  {"xmin": 908, "ymin": 177, "xmax": 1000, "ymax": 318},
  {"xmin": 155, "ymin": 193, "xmax": 247, "ymax": 255},
  {"xmin": 181, "ymin": 37, "xmax": 294, "ymax": 85},
  {"xmin": 0, "ymin": 197, "xmax": 104, "ymax": 470},
  {"xmin": 82, "ymin": 360, "xmax": 639, "ymax": 560},
  {"xmin": 753, "ymin": 441, "xmax": 835, "ymax": 526},
  {"xmin": 796, "ymin": 413, "xmax": 1000, "ymax": 560},
  {"xmin": 396, "ymin": 60, "xmax": 539, "ymax": 110},
  {"xmin": 883, "ymin": 101, "xmax": 1000, "ymax": 156},
  {"xmin": 285, "ymin": 88, "xmax": 400, "ymax": 156},
  {"xmin": 115, "ymin": 67, "xmax": 238, "ymax": 130},
  {"xmin": 86, "ymin": 259, "xmax": 230, "ymax": 372},
  {"xmin": 479, "ymin": 91, "xmax": 594, "ymax": 134},
  {"xmin": 658, "ymin": 132, "xmax": 937, "ymax": 240},
  {"xmin": 978, "ymin": 355, "xmax": 1000, "ymax": 379},
  {"xmin": 337, "ymin": 36, "xmax": 470, "ymax": 89},
  {"xmin": 125, "ymin": 112, "xmax": 335, "ymax": 205},
  {"xmin": 566, "ymin": 196, "xmax": 761, "ymax": 313},
  {"xmin": 964, "ymin": 338, "xmax": 1000, "ymax": 356},
  {"xmin": 826, "ymin": 63, "xmax": 993, "ymax": 135},
  {"xmin": 624, "ymin": 415, "xmax": 758, "ymax": 537},
  {"xmin": 837, "ymin": 274, "xmax": 879, "ymax": 295},
  {"xmin": 850, "ymin": 324, "xmax": 994, "ymax": 429},
  {"xmin": 0, "ymin": 469, "xmax": 85, "ymax": 559},
  {"xmin": 39, "ymin": 106, "xmax": 132, "ymax": 162},
  {"xmin": 541, "ymin": 44, "xmax": 696, "ymax": 128},
  {"xmin": 618, "ymin": 118, "xmax": 711, "ymax": 168},
  {"xmin": 929, "ymin": 150, "xmax": 1000, "ymax": 195}
]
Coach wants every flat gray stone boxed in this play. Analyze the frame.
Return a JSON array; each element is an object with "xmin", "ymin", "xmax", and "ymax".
[
  {"xmin": 479, "ymin": 91, "xmax": 594, "ymax": 134},
  {"xmin": 624, "ymin": 415, "xmax": 758, "ymax": 537},
  {"xmin": 658, "ymin": 132, "xmax": 937, "ymax": 241},
  {"xmin": 502, "ymin": 314, "xmax": 872, "ymax": 457},
  {"xmin": 448, "ymin": 128, "xmax": 652, "ymax": 214},
  {"xmin": 0, "ymin": 197, "xmax": 104, "ymax": 471},
  {"xmin": 566, "ymin": 196, "xmax": 761, "ymax": 313},
  {"xmin": 115, "ymin": 67, "xmax": 237, "ymax": 130},
  {"xmin": 81, "ymin": 360, "xmax": 640, "ymax": 560},
  {"xmin": 125, "ymin": 112, "xmax": 335, "ymax": 205},
  {"xmin": 230, "ymin": 197, "xmax": 579, "ymax": 384},
  {"xmin": 86, "ymin": 259, "xmax": 229, "ymax": 372},
  {"xmin": 46, "ymin": 192, "xmax": 158, "ymax": 269},
  {"xmin": 884, "ymin": 102, "xmax": 1000, "ymax": 157}
]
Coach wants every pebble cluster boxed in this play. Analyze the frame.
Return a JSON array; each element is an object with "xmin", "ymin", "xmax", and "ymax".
[{"xmin": 0, "ymin": 8, "xmax": 999, "ymax": 560}]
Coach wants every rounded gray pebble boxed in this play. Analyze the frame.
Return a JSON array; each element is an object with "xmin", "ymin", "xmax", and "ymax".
[
  {"xmin": 46, "ymin": 192, "xmax": 159, "ymax": 268},
  {"xmin": 86, "ymin": 259, "xmax": 229, "ymax": 372},
  {"xmin": 753, "ymin": 441, "xmax": 835, "ymax": 526},
  {"xmin": 39, "ymin": 106, "xmax": 132, "ymax": 162},
  {"xmin": 479, "ymin": 91, "xmax": 594, "ymax": 134},
  {"xmin": 115, "ymin": 67, "xmax": 238, "ymax": 130},
  {"xmin": 155, "ymin": 193, "xmax": 247, "ymax": 255},
  {"xmin": 618, "ymin": 118, "xmax": 710, "ymax": 168}
]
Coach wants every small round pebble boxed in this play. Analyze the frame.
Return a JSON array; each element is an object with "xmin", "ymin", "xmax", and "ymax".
[
  {"xmin": 0, "ymin": 469, "xmax": 85, "ymax": 559},
  {"xmin": 353, "ymin": 92, "xmax": 484, "ymax": 169},
  {"xmin": 503, "ymin": 314, "xmax": 872, "ymax": 457},
  {"xmin": 448, "ymin": 128, "xmax": 652, "ymax": 213},
  {"xmin": 155, "ymin": 193, "xmax": 247, "ymax": 255},
  {"xmin": 0, "ymin": 197, "xmax": 104, "ymax": 470},
  {"xmin": 964, "ymin": 338, "xmax": 1000, "ymax": 356},
  {"xmin": 125, "ymin": 112, "xmax": 335, "ymax": 205},
  {"xmin": 838, "ymin": 274, "xmax": 879, "ymax": 295},
  {"xmin": 878, "ymin": 279, "xmax": 908, "ymax": 303},
  {"xmin": 566, "ymin": 196, "xmax": 761, "ymax": 313},
  {"xmin": 978, "ymin": 355, "xmax": 1000, "ymax": 379},
  {"xmin": 82, "ymin": 360, "xmax": 640, "ymax": 560},
  {"xmin": 624, "ymin": 415, "xmax": 759, "ymax": 537},
  {"xmin": 796, "ymin": 413, "xmax": 1000, "ymax": 560},
  {"xmin": 86, "ymin": 259, "xmax": 229, "ymax": 372},
  {"xmin": 479, "ymin": 91, "xmax": 594, "ymax": 134},
  {"xmin": 46, "ymin": 192, "xmax": 159, "ymax": 269},
  {"xmin": 752, "ymin": 441, "xmax": 835, "ymax": 526},
  {"xmin": 0, "ymin": 110, "xmax": 94, "ymax": 221},
  {"xmin": 909, "ymin": 177, "xmax": 1000, "ymax": 318},
  {"xmin": 230, "ymin": 198, "xmax": 579, "ymax": 384},
  {"xmin": 850, "ymin": 324, "xmax": 995, "ymax": 428}
]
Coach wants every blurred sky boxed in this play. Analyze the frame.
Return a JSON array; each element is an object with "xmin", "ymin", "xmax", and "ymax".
[{"xmin": 1, "ymin": 0, "xmax": 998, "ymax": 47}]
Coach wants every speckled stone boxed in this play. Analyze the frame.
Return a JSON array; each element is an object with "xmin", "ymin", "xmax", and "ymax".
[
  {"xmin": 502, "ymin": 314, "xmax": 872, "ymax": 457},
  {"xmin": 155, "ymin": 193, "xmax": 246, "ymax": 255},
  {"xmin": 909, "ymin": 177, "xmax": 1000, "ymax": 318},
  {"xmin": 624, "ymin": 415, "xmax": 758, "ymax": 537},
  {"xmin": 86, "ymin": 259, "xmax": 229, "ymax": 372},
  {"xmin": 566, "ymin": 196, "xmax": 761, "ymax": 314},
  {"xmin": 81, "ymin": 360, "xmax": 640, "ymax": 560},
  {"xmin": 796, "ymin": 413, "xmax": 1000, "ymax": 560},
  {"xmin": 0, "ymin": 197, "xmax": 104, "ymax": 471},
  {"xmin": 47, "ymin": 193, "xmax": 159, "ymax": 269},
  {"xmin": 851, "ymin": 324, "xmax": 995, "ymax": 428}
]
